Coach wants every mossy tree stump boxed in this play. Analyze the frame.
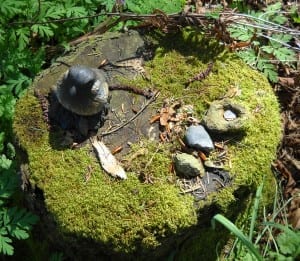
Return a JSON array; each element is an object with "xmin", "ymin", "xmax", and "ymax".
[{"xmin": 13, "ymin": 29, "xmax": 281, "ymax": 260}]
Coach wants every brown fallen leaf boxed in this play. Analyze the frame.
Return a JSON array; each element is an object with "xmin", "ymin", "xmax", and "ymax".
[
  {"xmin": 160, "ymin": 107, "xmax": 170, "ymax": 126},
  {"xmin": 279, "ymin": 77, "xmax": 295, "ymax": 87},
  {"xmin": 150, "ymin": 114, "xmax": 160, "ymax": 123},
  {"xmin": 273, "ymin": 160, "xmax": 296, "ymax": 196}
]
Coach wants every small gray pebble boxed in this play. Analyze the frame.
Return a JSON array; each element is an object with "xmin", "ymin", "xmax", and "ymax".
[{"xmin": 223, "ymin": 110, "xmax": 237, "ymax": 121}]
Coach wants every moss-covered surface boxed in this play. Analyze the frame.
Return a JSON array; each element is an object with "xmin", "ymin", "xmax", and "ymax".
[{"xmin": 13, "ymin": 29, "xmax": 282, "ymax": 260}]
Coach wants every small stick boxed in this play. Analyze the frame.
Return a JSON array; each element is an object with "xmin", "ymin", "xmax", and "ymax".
[
  {"xmin": 109, "ymin": 84, "xmax": 154, "ymax": 99},
  {"xmin": 185, "ymin": 61, "xmax": 214, "ymax": 87}
]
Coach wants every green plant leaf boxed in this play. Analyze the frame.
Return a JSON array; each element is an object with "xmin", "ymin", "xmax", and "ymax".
[
  {"xmin": 272, "ymin": 14, "xmax": 287, "ymax": 25},
  {"xmin": 0, "ymin": 133, "xmax": 4, "ymax": 153},
  {"xmin": 0, "ymin": 169, "xmax": 18, "ymax": 201},
  {"xmin": 0, "ymin": 234, "xmax": 13, "ymax": 256},
  {"xmin": 237, "ymin": 49, "xmax": 257, "ymax": 67},
  {"xmin": 31, "ymin": 24, "xmax": 54, "ymax": 40},
  {"xmin": 261, "ymin": 45, "xmax": 274, "ymax": 54},
  {"xmin": 8, "ymin": 226, "xmax": 29, "ymax": 240},
  {"xmin": 0, "ymin": 0, "xmax": 24, "ymax": 19},
  {"xmin": 265, "ymin": 2, "xmax": 282, "ymax": 13},
  {"xmin": 273, "ymin": 48, "xmax": 295, "ymax": 62},
  {"xmin": 15, "ymin": 28, "xmax": 30, "ymax": 50},
  {"xmin": 8, "ymin": 207, "xmax": 39, "ymax": 231},
  {"xmin": 0, "ymin": 155, "xmax": 12, "ymax": 170},
  {"xmin": 45, "ymin": 6, "xmax": 64, "ymax": 19},
  {"xmin": 264, "ymin": 222, "xmax": 300, "ymax": 258},
  {"xmin": 228, "ymin": 25, "xmax": 254, "ymax": 41},
  {"xmin": 212, "ymin": 214, "xmax": 263, "ymax": 261},
  {"xmin": 257, "ymin": 59, "xmax": 278, "ymax": 82},
  {"xmin": 249, "ymin": 182, "xmax": 264, "ymax": 241},
  {"xmin": 270, "ymin": 34, "xmax": 293, "ymax": 49}
]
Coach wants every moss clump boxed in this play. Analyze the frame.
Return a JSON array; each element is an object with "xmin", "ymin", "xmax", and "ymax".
[
  {"xmin": 14, "ymin": 93, "xmax": 196, "ymax": 256},
  {"xmin": 13, "ymin": 29, "xmax": 281, "ymax": 259}
]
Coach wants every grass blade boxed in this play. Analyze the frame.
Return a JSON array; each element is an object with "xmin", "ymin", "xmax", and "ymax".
[
  {"xmin": 211, "ymin": 214, "xmax": 263, "ymax": 261},
  {"xmin": 249, "ymin": 182, "xmax": 264, "ymax": 241}
]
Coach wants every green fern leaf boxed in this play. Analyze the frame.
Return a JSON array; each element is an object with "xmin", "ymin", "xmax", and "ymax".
[
  {"xmin": 15, "ymin": 28, "xmax": 30, "ymax": 50},
  {"xmin": 45, "ymin": 6, "xmax": 64, "ymax": 19},
  {"xmin": 0, "ymin": 133, "xmax": 4, "ymax": 153},
  {"xmin": 273, "ymin": 47, "xmax": 295, "ymax": 62},
  {"xmin": 0, "ymin": 0, "xmax": 24, "ymax": 19},
  {"xmin": 257, "ymin": 59, "xmax": 278, "ymax": 82},
  {"xmin": 0, "ymin": 155, "xmax": 12, "ymax": 170},
  {"xmin": 228, "ymin": 25, "xmax": 254, "ymax": 41},
  {"xmin": 0, "ymin": 233, "xmax": 13, "ymax": 256},
  {"xmin": 264, "ymin": 68, "xmax": 278, "ymax": 82},
  {"xmin": 237, "ymin": 49, "xmax": 257, "ymax": 67},
  {"xmin": 261, "ymin": 45, "xmax": 274, "ymax": 54},
  {"xmin": 8, "ymin": 207, "xmax": 39, "ymax": 230},
  {"xmin": 66, "ymin": 6, "xmax": 87, "ymax": 18},
  {"xmin": 272, "ymin": 14, "xmax": 287, "ymax": 25},
  {"xmin": 31, "ymin": 24, "xmax": 54, "ymax": 40},
  {"xmin": 265, "ymin": 2, "xmax": 282, "ymax": 12},
  {"xmin": 0, "ymin": 170, "xmax": 18, "ymax": 201},
  {"xmin": 8, "ymin": 226, "xmax": 29, "ymax": 240}
]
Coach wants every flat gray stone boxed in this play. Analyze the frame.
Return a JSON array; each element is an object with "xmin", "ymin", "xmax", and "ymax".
[
  {"xmin": 184, "ymin": 125, "xmax": 214, "ymax": 152},
  {"xmin": 174, "ymin": 153, "xmax": 205, "ymax": 177}
]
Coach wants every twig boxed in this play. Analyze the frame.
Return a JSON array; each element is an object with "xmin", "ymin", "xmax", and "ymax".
[
  {"xmin": 185, "ymin": 61, "xmax": 214, "ymax": 87},
  {"xmin": 109, "ymin": 84, "xmax": 154, "ymax": 99},
  {"xmin": 100, "ymin": 91, "xmax": 160, "ymax": 137}
]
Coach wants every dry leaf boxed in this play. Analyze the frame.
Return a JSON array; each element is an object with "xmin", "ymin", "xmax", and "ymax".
[
  {"xmin": 91, "ymin": 138, "xmax": 127, "ymax": 179},
  {"xmin": 279, "ymin": 77, "xmax": 295, "ymax": 87}
]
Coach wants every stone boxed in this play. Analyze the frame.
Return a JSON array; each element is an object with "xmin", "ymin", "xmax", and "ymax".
[
  {"xmin": 184, "ymin": 125, "xmax": 214, "ymax": 152},
  {"xmin": 174, "ymin": 153, "xmax": 205, "ymax": 177},
  {"xmin": 223, "ymin": 109, "xmax": 237, "ymax": 121},
  {"xmin": 204, "ymin": 160, "xmax": 224, "ymax": 169},
  {"xmin": 202, "ymin": 99, "xmax": 247, "ymax": 134}
]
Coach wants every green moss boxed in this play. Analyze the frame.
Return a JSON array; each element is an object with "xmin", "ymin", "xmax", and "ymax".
[
  {"xmin": 14, "ymin": 94, "xmax": 196, "ymax": 254},
  {"xmin": 13, "ymin": 29, "xmax": 281, "ymax": 259}
]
